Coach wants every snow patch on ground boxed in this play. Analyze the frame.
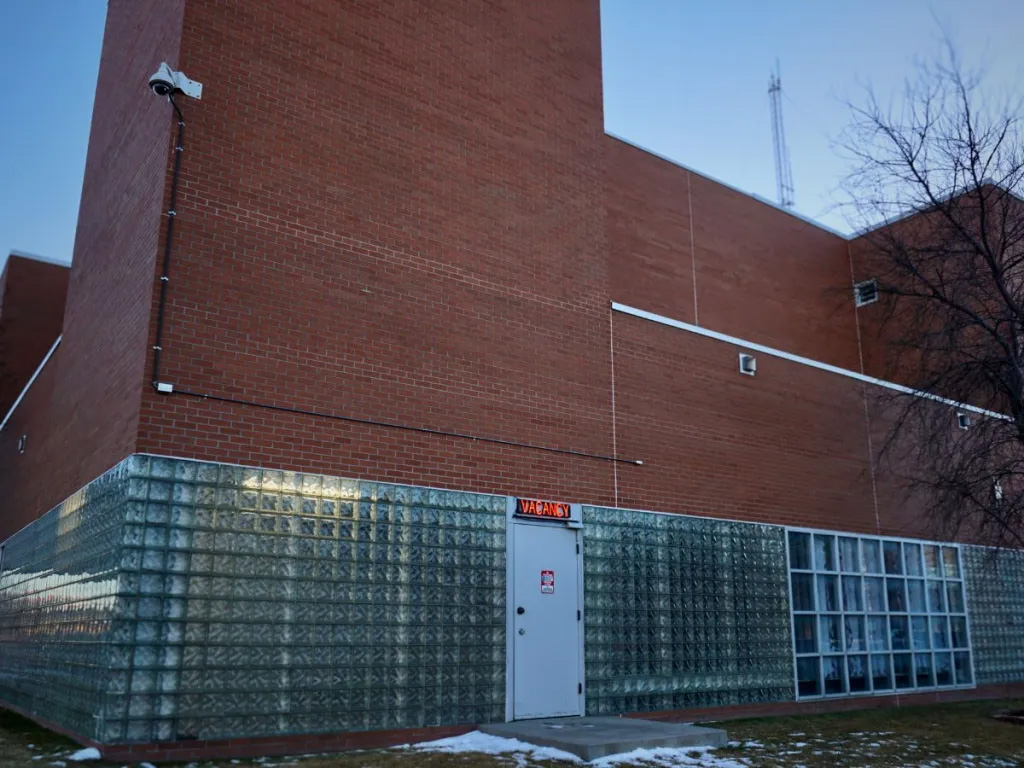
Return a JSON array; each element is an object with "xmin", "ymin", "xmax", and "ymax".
[
  {"xmin": 592, "ymin": 745, "xmax": 747, "ymax": 767},
  {"xmin": 66, "ymin": 748, "xmax": 101, "ymax": 762},
  {"xmin": 409, "ymin": 731, "xmax": 750, "ymax": 767},
  {"xmin": 409, "ymin": 731, "xmax": 582, "ymax": 765}
]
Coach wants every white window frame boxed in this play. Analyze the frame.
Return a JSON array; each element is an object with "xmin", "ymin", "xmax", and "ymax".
[{"xmin": 786, "ymin": 526, "xmax": 976, "ymax": 701}]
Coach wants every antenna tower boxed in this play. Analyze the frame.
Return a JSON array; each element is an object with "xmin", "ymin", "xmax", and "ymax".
[{"xmin": 768, "ymin": 61, "xmax": 795, "ymax": 208}]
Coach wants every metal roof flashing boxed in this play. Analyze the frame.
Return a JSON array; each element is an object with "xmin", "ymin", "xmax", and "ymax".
[
  {"xmin": 7, "ymin": 250, "xmax": 72, "ymax": 269},
  {"xmin": 605, "ymin": 132, "xmax": 852, "ymax": 240}
]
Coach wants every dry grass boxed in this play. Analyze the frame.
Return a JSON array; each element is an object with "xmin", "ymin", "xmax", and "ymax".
[
  {"xmin": 714, "ymin": 698, "xmax": 1024, "ymax": 767},
  {"xmin": 1, "ymin": 699, "xmax": 1022, "ymax": 767},
  {"xmin": 0, "ymin": 709, "xmax": 80, "ymax": 767}
]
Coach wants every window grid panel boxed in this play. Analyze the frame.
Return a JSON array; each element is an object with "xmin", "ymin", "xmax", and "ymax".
[{"xmin": 786, "ymin": 529, "xmax": 975, "ymax": 701}]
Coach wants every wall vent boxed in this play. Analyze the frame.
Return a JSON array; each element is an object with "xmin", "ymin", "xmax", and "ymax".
[
  {"xmin": 956, "ymin": 411, "xmax": 971, "ymax": 430},
  {"xmin": 738, "ymin": 353, "xmax": 757, "ymax": 376},
  {"xmin": 854, "ymin": 279, "xmax": 878, "ymax": 307}
]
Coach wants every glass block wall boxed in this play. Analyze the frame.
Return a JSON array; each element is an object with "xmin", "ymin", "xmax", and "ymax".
[
  {"xmin": 0, "ymin": 459, "xmax": 129, "ymax": 741},
  {"xmin": 120, "ymin": 455, "xmax": 507, "ymax": 742},
  {"xmin": 582, "ymin": 507, "xmax": 794, "ymax": 714},
  {"xmin": 962, "ymin": 545, "xmax": 1024, "ymax": 685},
  {"xmin": 1, "ymin": 454, "xmax": 507, "ymax": 744}
]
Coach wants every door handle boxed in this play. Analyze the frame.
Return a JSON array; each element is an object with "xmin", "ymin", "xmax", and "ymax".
[{"xmin": 516, "ymin": 606, "xmax": 525, "ymax": 615}]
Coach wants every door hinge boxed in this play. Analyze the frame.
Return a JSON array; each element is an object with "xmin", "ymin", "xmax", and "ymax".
[
  {"xmin": 577, "ymin": 609, "xmax": 581, "ymax": 621},
  {"xmin": 578, "ymin": 683, "xmax": 583, "ymax": 695},
  {"xmin": 576, "ymin": 542, "xmax": 580, "ymax": 554}
]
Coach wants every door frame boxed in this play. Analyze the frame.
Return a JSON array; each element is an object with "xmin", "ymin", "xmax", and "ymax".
[{"xmin": 504, "ymin": 497, "xmax": 585, "ymax": 721}]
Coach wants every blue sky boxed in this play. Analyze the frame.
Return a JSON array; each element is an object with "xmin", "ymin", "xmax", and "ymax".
[
  {"xmin": 601, "ymin": 0, "xmax": 1023, "ymax": 231},
  {"xmin": 0, "ymin": 1, "xmax": 1021, "ymax": 273},
  {"xmin": 0, "ymin": 1, "xmax": 104, "ymax": 273}
]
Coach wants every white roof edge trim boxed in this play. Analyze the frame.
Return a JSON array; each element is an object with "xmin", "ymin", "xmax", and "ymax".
[
  {"xmin": 604, "ymin": 132, "xmax": 852, "ymax": 240},
  {"xmin": 611, "ymin": 302, "xmax": 1010, "ymax": 422},
  {"xmin": 7, "ymin": 250, "xmax": 72, "ymax": 269},
  {"xmin": 0, "ymin": 336, "xmax": 62, "ymax": 433}
]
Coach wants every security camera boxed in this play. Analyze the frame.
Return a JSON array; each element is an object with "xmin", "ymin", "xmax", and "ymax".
[
  {"xmin": 148, "ymin": 63, "xmax": 175, "ymax": 96},
  {"xmin": 148, "ymin": 62, "xmax": 203, "ymax": 100}
]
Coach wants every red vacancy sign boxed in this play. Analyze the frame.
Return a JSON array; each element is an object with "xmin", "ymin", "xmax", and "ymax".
[
  {"xmin": 540, "ymin": 569, "xmax": 555, "ymax": 594},
  {"xmin": 516, "ymin": 498, "xmax": 571, "ymax": 521}
]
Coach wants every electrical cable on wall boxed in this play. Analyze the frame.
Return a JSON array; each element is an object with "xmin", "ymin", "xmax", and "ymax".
[
  {"xmin": 151, "ymin": 93, "xmax": 184, "ymax": 388},
  {"xmin": 146, "ymin": 70, "xmax": 642, "ymax": 468}
]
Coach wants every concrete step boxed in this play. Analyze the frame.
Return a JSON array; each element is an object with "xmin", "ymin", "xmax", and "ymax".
[{"xmin": 479, "ymin": 716, "xmax": 728, "ymax": 761}]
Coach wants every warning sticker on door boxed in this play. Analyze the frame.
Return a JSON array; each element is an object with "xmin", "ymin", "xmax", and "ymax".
[{"xmin": 540, "ymin": 570, "xmax": 555, "ymax": 594}]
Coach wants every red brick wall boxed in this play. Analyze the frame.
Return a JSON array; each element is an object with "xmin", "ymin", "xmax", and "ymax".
[
  {"xmin": 613, "ymin": 310, "xmax": 870, "ymax": 533},
  {"xmin": 0, "ymin": 349, "xmax": 61, "ymax": 540},
  {"xmin": 611, "ymin": 309, "xmax": 934, "ymax": 539},
  {"xmin": 848, "ymin": 216, "xmax": 1001, "ymax": 542},
  {"xmin": 603, "ymin": 139, "xmax": 956, "ymax": 539},
  {"xmin": 0, "ymin": 254, "xmax": 68, "ymax": 415},
  {"xmin": 0, "ymin": 0, "xmax": 958, "ymax": 547},
  {"xmin": 135, "ymin": 0, "xmax": 617, "ymax": 505},
  {"xmin": 849, "ymin": 188, "xmax": 1024, "ymax": 391},
  {"xmin": 0, "ymin": 0, "xmax": 186, "ymax": 540},
  {"xmin": 607, "ymin": 138, "xmax": 862, "ymax": 371},
  {"xmin": 607, "ymin": 141, "xmax": 696, "ymax": 324}
]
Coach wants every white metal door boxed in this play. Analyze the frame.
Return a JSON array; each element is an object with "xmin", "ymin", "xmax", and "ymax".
[{"xmin": 512, "ymin": 521, "xmax": 582, "ymax": 719}]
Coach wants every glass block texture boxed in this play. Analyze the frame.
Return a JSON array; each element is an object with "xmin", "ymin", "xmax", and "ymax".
[
  {"xmin": 963, "ymin": 545, "xmax": 1024, "ymax": 684},
  {"xmin": 582, "ymin": 507, "xmax": 794, "ymax": 715},
  {"xmin": 1, "ymin": 455, "xmax": 507, "ymax": 744},
  {"xmin": 125, "ymin": 456, "xmax": 507, "ymax": 742},
  {"xmin": 0, "ymin": 459, "xmax": 130, "ymax": 741}
]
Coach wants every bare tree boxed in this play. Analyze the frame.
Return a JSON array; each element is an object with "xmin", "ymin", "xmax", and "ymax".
[{"xmin": 839, "ymin": 42, "xmax": 1024, "ymax": 549}]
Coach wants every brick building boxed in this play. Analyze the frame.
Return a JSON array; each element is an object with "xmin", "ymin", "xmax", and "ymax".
[
  {"xmin": 1, "ymin": 0, "xmax": 1023, "ymax": 761},
  {"xmin": 0, "ymin": 252, "xmax": 69, "ymax": 418}
]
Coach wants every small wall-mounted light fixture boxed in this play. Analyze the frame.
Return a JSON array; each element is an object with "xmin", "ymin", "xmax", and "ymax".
[
  {"xmin": 956, "ymin": 411, "xmax": 971, "ymax": 430},
  {"xmin": 17, "ymin": 434, "xmax": 26, "ymax": 454},
  {"xmin": 738, "ymin": 353, "xmax": 757, "ymax": 376}
]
